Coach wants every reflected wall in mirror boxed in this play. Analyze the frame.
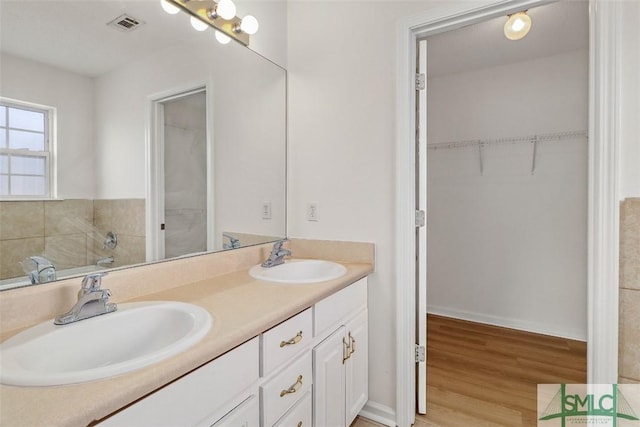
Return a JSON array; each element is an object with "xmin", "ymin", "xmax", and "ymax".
[{"xmin": 0, "ymin": 0, "xmax": 287, "ymax": 290}]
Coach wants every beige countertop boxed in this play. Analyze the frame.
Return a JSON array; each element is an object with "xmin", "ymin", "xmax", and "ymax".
[{"xmin": 0, "ymin": 243, "xmax": 373, "ymax": 426}]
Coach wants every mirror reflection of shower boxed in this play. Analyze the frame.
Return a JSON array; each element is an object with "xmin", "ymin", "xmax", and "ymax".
[{"xmin": 159, "ymin": 90, "xmax": 209, "ymax": 259}]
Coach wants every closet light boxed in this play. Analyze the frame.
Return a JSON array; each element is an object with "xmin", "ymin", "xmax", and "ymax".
[
  {"xmin": 190, "ymin": 16, "xmax": 208, "ymax": 31},
  {"xmin": 504, "ymin": 11, "xmax": 532, "ymax": 41},
  {"xmin": 160, "ymin": 0, "xmax": 180, "ymax": 14}
]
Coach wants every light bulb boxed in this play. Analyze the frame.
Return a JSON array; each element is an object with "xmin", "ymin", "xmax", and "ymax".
[
  {"xmin": 160, "ymin": 0, "xmax": 180, "ymax": 15},
  {"xmin": 215, "ymin": 30, "xmax": 231, "ymax": 44},
  {"xmin": 511, "ymin": 17, "xmax": 526, "ymax": 32},
  {"xmin": 240, "ymin": 15, "xmax": 259, "ymax": 35},
  {"xmin": 190, "ymin": 16, "xmax": 208, "ymax": 31},
  {"xmin": 504, "ymin": 11, "xmax": 531, "ymax": 41},
  {"xmin": 216, "ymin": 0, "xmax": 236, "ymax": 20}
]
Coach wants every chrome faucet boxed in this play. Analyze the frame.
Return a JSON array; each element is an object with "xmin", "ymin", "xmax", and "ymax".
[
  {"xmin": 96, "ymin": 256, "xmax": 115, "ymax": 267},
  {"xmin": 23, "ymin": 256, "xmax": 57, "ymax": 284},
  {"xmin": 223, "ymin": 233, "xmax": 241, "ymax": 250},
  {"xmin": 54, "ymin": 272, "xmax": 117, "ymax": 325},
  {"xmin": 261, "ymin": 240, "xmax": 291, "ymax": 268}
]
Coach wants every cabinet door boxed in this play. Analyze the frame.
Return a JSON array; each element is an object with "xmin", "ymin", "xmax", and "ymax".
[
  {"xmin": 345, "ymin": 309, "xmax": 368, "ymax": 425},
  {"xmin": 99, "ymin": 337, "xmax": 259, "ymax": 427},
  {"xmin": 313, "ymin": 326, "xmax": 346, "ymax": 427},
  {"xmin": 210, "ymin": 395, "xmax": 259, "ymax": 427}
]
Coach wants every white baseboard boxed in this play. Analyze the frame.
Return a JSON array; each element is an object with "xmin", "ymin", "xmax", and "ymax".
[
  {"xmin": 427, "ymin": 305, "xmax": 587, "ymax": 342},
  {"xmin": 359, "ymin": 401, "xmax": 396, "ymax": 427}
]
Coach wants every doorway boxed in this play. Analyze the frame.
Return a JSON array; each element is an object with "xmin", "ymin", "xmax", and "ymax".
[
  {"xmin": 397, "ymin": 0, "xmax": 622, "ymax": 426},
  {"xmin": 416, "ymin": 0, "xmax": 589, "ymax": 412},
  {"xmin": 148, "ymin": 87, "xmax": 213, "ymax": 261}
]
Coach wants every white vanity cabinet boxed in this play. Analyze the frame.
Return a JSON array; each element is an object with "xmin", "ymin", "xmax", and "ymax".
[
  {"xmin": 98, "ymin": 277, "xmax": 368, "ymax": 427},
  {"xmin": 313, "ymin": 278, "xmax": 368, "ymax": 427},
  {"xmin": 99, "ymin": 337, "xmax": 260, "ymax": 427}
]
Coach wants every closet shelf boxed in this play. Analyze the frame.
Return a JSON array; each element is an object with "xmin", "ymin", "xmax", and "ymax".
[{"xmin": 427, "ymin": 130, "xmax": 588, "ymax": 150}]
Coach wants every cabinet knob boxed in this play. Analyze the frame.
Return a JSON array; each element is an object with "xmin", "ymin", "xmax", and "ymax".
[
  {"xmin": 280, "ymin": 331, "xmax": 303, "ymax": 348},
  {"xmin": 280, "ymin": 375, "xmax": 303, "ymax": 397}
]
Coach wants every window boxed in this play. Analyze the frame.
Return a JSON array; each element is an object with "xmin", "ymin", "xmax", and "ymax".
[{"xmin": 0, "ymin": 99, "xmax": 55, "ymax": 198}]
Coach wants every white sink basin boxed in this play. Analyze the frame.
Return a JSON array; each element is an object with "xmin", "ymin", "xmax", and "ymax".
[
  {"xmin": 249, "ymin": 259, "xmax": 347, "ymax": 284},
  {"xmin": 0, "ymin": 301, "xmax": 212, "ymax": 386}
]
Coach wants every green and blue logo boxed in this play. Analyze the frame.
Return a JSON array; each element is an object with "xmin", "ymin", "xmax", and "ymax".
[{"xmin": 538, "ymin": 384, "xmax": 640, "ymax": 426}]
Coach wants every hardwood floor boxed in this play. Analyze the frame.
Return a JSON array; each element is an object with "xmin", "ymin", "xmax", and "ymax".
[{"xmin": 354, "ymin": 314, "xmax": 587, "ymax": 427}]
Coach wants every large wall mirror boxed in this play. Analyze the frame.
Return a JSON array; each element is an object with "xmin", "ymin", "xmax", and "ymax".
[{"xmin": 0, "ymin": 0, "xmax": 287, "ymax": 290}]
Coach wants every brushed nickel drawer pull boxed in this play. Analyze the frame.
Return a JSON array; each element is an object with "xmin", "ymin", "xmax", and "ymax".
[
  {"xmin": 280, "ymin": 375, "xmax": 303, "ymax": 397},
  {"xmin": 343, "ymin": 337, "xmax": 351, "ymax": 364},
  {"xmin": 349, "ymin": 332, "xmax": 356, "ymax": 356},
  {"xmin": 280, "ymin": 331, "xmax": 303, "ymax": 348}
]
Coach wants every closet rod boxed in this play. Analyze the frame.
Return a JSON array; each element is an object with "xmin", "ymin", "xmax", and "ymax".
[{"xmin": 427, "ymin": 130, "xmax": 587, "ymax": 150}]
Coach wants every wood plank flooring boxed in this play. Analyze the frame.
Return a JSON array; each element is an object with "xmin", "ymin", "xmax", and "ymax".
[{"xmin": 353, "ymin": 314, "xmax": 587, "ymax": 427}]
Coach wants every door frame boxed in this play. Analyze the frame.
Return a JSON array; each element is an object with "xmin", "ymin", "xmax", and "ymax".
[
  {"xmin": 395, "ymin": 0, "xmax": 620, "ymax": 425},
  {"xmin": 146, "ymin": 83, "xmax": 214, "ymax": 261}
]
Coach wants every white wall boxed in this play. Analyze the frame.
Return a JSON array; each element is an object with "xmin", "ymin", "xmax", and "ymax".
[
  {"xmin": 287, "ymin": 0, "xmax": 440, "ymax": 416},
  {"xmin": 0, "ymin": 53, "xmax": 95, "ymax": 199},
  {"xmin": 619, "ymin": 0, "xmax": 640, "ymax": 199},
  {"xmin": 426, "ymin": 50, "xmax": 588, "ymax": 340}
]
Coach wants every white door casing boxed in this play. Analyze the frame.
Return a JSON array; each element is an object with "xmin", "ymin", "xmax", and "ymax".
[{"xmin": 416, "ymin": 38, "xmax": 428, "ymax": 415}]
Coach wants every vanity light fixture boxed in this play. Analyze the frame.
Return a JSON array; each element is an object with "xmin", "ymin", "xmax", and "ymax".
[
  {"xmin": 215, "ymin": 30, "xmax": 231, "ymax": 44},
  {"xmin": 162, "ymin": 0, "xmax": 258, "ymax": 46},
  {"xmin": 190, "ymin": 15, "xmax": 209, "ymax": 31},
  {"xmin": 160, "ymin": 0, "xmax": 180, "ymax": 14},
  {"xmin": 212, "ymin": 0, "xmax": 236, "ymax": 20},
  {"xmin": 504, "ymin": 11, "xmax": 532, "ymax": 41},
  {"xmin": 238, "ymin": 15, "xmax": 259, "ymax": 35}
]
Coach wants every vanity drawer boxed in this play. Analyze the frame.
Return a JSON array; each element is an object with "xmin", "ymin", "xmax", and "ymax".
[
  {"xmin": 314, "ymin": 278, "xmax": 367, "ymax": 340},
  {"xmin": 261, "ymin": 308, "xmax": 312, "ymax": 376},
  {"xmin": 273, "ymin": 390, "xmax": 312, "ymax": 427},
  {"xmin": 260, "ymin": 351, "xmax": 312, "ymax": 427}
]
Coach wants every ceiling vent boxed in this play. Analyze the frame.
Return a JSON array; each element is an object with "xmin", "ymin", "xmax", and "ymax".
[{"xmin": 107, "ymin": 14, "xmax": 145, "ymax": 32}]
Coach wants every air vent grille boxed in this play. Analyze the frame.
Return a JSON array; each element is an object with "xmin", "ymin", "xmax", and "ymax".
[{"xmin": 107, "ymin": 14, "xmax": 145, "ymax": 32}]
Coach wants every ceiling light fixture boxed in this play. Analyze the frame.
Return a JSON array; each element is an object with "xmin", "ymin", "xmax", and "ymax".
[
  {"xmin": 504, "ymin": 11, "xmax": 532, "ymax": 41},
  {"xmin": 162, "ymin": 0, "xmax": 258, "ymax": 46}
]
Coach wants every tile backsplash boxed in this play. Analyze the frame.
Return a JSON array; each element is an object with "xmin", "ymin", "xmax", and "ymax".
[
  {"xmin": 619, "ymin": 197, "xmax": 640, "ymax": 383},
  {"xmin": 0, "ymin": 199, "xmax": 145, "ymax": 280}
]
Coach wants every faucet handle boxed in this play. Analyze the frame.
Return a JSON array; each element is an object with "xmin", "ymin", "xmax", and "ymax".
[{"xmin": 80, "ymin": 272, "xmax": 109, "ymax": 292}]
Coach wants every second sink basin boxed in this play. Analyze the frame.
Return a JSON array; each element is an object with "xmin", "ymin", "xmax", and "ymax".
[
  {"xmin": 0, "ymin": 301, "xmax": 212, "ymax": 386},
  {"xmin": 249, "ymin": 259, "xmax": 347, "ymax": 284}
]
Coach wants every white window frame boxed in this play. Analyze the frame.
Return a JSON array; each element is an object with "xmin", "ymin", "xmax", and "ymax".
[{"xmin": 0, "ymin": 97, "xmax": 57, "ymax": 200}]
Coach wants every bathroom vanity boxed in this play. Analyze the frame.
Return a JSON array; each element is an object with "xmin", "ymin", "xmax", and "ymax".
[{"xmin": 0, "ymin": 239, "xmax": 374, "ymax": 427}]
